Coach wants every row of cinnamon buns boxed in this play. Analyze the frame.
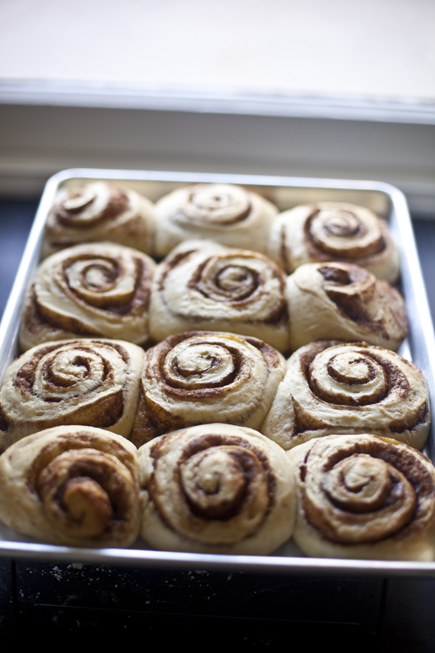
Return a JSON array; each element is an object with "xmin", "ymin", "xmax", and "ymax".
[
  {"xmin": 1, "ymin": 423, "xmax": 435, "ymax": 562},
  {"xmin": 43, "ymin": 181, "xmax": 399, "ymax": 284},
  {"xmin": 19, "ymin": 238, "xmax": 408, "ymax": 356}
]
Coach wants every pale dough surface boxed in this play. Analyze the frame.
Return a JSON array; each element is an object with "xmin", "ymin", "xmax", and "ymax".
[
  {"xmin": 0, "ymin": 338, "xmax": 145, "ymax": 450},
  {"xmin": 149, "ymin": 240, "xmax": 290, "ymax": 353},
  {"xmin": 286, "ymin": 262, "xmax": 407, "ymax": 351},
  {"xmin": 0, "ymin": 426, "xmax": 141, "ymax": 548},
  {"xmin": 139, "ymin": 423, "xmax": 296, "ymax": 555},
  {"xmin": 261, "ymin": 341, "xmax": 430, "ymax": 451},
  {"xmin": 20, "ymin": 242, "xmax": 156, "ymax": 350},
  {"xmin": 43, "ymin": 181, "xmax": 156, "ymax": 257},
  {"xmin": 154, "ymin": 183, "xmax": 278, "ymax": 257},
  {"xmin": 267, "ymin": 202, "xmax": 399, "ymax": 284},
  {"xmin": 287, "ymin": 434, "xmax": 435, "ymax": 561}
]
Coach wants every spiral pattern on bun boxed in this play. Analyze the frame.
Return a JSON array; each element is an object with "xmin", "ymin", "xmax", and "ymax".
[
  {"xmin": 153, "ymin": 183, "xmax": 278, "ymax": 257},
  {"xmin": 261, "ymin": 341, "xmax": 430, "ymax": 451},
  {"xmin": 0, "ymin": 339, "xmax": 144, "ymax": 451},
  {"xmin": 43, "ymin": 181, "xmax": 156, "ymax": 257},
  {"xmin": 149, "ymin": 240, "xmax": 290, "ymax": 353},
  {"xmin": 288, "ymin": 434, "xmax": 435, "ymax": 560},
  {"xmin": 0, "ymin": 426, "xmax": 141, "ymax": 547},
  {"xmin": 286, "ymin": 262, "xmax": 408, "ymax": 351},
  {"xmin": 138, "ymin": 424, "xmax": 295, "ymax": 554},
  {"xmin": 267, "ymin": 202, "xmax": 399, "ymax": 283},
  {"xmin": 130, "ymin": 331, "xmax": 286, "ymax": 446},
  {"xmin": 19, "ymin": 242, "xmax": 156, "ymax": 350}
]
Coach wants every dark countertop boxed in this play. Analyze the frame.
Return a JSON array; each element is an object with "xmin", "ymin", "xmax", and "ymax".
[{"xmin": 1, "ymin": 200, "xmax": 435, "ymax": 648}]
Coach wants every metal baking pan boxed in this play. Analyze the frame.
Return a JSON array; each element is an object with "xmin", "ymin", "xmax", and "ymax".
[{"xmin": 1, "ymin": 167, "xmax": 434, "ymax": 578}]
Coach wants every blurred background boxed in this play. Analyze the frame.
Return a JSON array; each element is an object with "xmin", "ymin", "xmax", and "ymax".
[{"xmin": 0, "ymin": 0, "xmax": 434, "ymax": 212}]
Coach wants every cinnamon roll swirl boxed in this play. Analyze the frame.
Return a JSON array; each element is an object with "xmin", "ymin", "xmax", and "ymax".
[
  {"xmin": 153, "ymin": 183, "xmax": 278, "ymax": 257},
  {"xmin": 43, "ymin": 181, "xmax": 156, "ymax": 257},
  {"xmin": 261, "ymin": 341, "xmax": 430, "ymax": 451},
  {"xmin": 267, "ymin": 202, "xmax": 399, "ymax": 284},
  {"xmin": 0, "ymin": 426, "xmax": 141, "ymax": 547},
  {"xmin": 138, "ymin": 423, "xmax": 295, "ymax": 554},
  {"xmin": 19, "ymin": 242, "xmax": 156, "ymax": 351},
  {"xmin": 288, "ymin": 434, "xmax": 435, "ymax": 560},
  {"xmin": 0, "ymin": 339, "xmax": 144, "ymax": 451},
  {"xmin": 149, "ymin": 240, "xmax": 290, "ymax": 353},
  {"xmin": 130, "ymin": 331, "xmax": 286, "ymax": 446},
  {"xmin": 286, "ymin": 262, "xmax": 408, "ymax": 351}
]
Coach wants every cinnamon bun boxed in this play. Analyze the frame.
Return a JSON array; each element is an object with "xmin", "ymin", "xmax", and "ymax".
[
  {"xmin": 43, "ymin": 181, "xmax": 156, "ymax": 257},
  {"xmin": 19, "ymin": 242, "xmax": 156, "ymax": 350},
  {"xmin": 153, "ymin": 183, "xmax": 278, "ymax": 257},
  {"xmin": 286, "ymin": 262, "xmax": 408, "ymax": 351},
  {"xmin": 138, "ymin": 423, "xmax": 295, "ymax": 554},
  {"xmin": 288, "ymin": 433, "xmax": 435, "ymax": 560},
  {"xmin": 261, "ymin": 341, "xmax": 430, "ymax": 451},
  {"xmin": 130, "ymin": 331, "xmax": 286, "ymax": 446},
  {"xmin": 0, "ymin": 339, "xmax": 145, "ymax": 451},
  {"xmin": 267, "ymin": 202, "xmax": 399, "ymax": 284},
  {"xmin": 0, "ymin": 426, "xmax": 141, "ymax": 547},
  {"xmin": 149, "ymin": 240, "xmax": 290, "ymax": 353}
]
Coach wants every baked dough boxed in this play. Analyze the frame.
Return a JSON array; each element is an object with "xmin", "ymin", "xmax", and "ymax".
[
  {"xmin": 267, "ymin": 202, "xmax": 399, "ymax": 283},
  {"xmin": 0, "ymin": 339, "xmax": 145, "ymax": 451},
  {"xmin": 43, "ymin": 181, "xmax": 156, "ymax": 257},
  {"xmin": 153, "ymin": 183, "xmax": 278, "ymax": 257},
  {"xmin": 286, "ymin": 262, "xmax": 408, "ymax": 351},
  {"xmin": 0, "ymin": 426, "xmax": 141, "ymax": 547},
  {"xmin": 138, "ymin": 423, "xmax": 295, "ymax": 554},
  {"xmin": 288, "ymin": 434, "xmax": 435, "ymax": 560},
  {"xmin": 149, "ymin": 240, "xmax": 290, "ymax": 353},
  {"xmin": 19, "ymin": 242, "xmax": 156, "ymax": 351},
  {"xmin": 261, "ymin": 341, "xmax": 430, "ymax": 451},
  {"xmin": 130, "ymin": 331, "xmax": 286, "ymax": 446}
]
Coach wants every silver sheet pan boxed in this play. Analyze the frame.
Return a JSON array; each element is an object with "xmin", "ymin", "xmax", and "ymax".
[{"xmin": 1, "ymin": 167, "xmax": 434, "ymax": 578}]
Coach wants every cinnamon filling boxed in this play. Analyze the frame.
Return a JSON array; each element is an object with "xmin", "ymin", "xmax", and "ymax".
[
  {"xmin": 302, "ymin": 437, "xmax": 434, "ymax": 544},
  {"xmin": 55, "ymin": 187, "xmax": 129, "ymax": 228}
]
